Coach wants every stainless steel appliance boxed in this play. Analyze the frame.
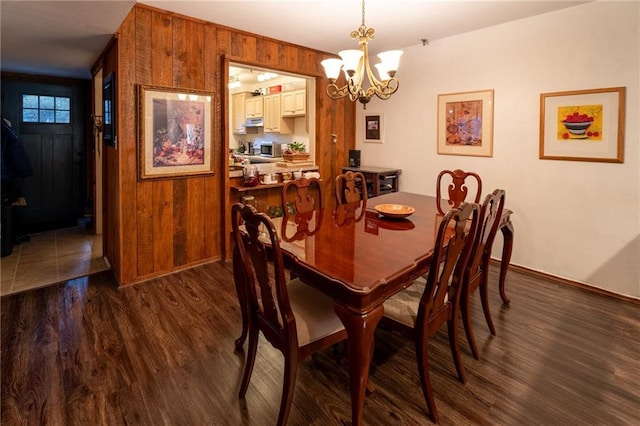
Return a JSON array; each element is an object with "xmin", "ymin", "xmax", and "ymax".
[
  {"xmin": 244, "ymin": 141, "xmax": 255, "ymax": 155},
  {"xmin": 260, "ymin": 141, "xmax": 283, "ymax": 157},
  {"xmin": 252, "ymin": 141, "xmax": 261, "ymax": 155}
]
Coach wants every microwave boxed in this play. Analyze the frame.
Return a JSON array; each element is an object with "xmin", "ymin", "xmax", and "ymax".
[{"xmin": 260, "ymin": 141, "xmax": 283, "ymax": 158}]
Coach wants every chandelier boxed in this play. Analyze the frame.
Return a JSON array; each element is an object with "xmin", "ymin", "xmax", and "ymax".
[{"xmin": 321, "ymin": 0, "xmax": 403, "ymax": 109}]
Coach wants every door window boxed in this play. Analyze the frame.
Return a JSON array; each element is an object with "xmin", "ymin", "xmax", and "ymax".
[{"xmin": 22, "ymin": 94, "xmax": 70, "ymax": 123}]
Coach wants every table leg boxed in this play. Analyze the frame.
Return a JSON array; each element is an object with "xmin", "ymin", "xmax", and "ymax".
[
  {"xmin": 499, "ymin": 216, "xmax": 514, "ymax": 304},
  {"xmin": 334, "ymin": 303, "xmax": 384, "ymax": 426}
]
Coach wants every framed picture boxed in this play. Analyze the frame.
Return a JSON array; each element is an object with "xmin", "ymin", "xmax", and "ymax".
[
  {"xmin": 138, "ymin": 85, "xmax": 215, "ymax": 180},
  {"xmin": 539, "ymin": 87, "xmax": 625, "ymax": 163},
  {"xmin": 437, "ymin": 89, "xmax": 494, "ymax": 157},
  {"xmin": 364, "ymin": 113, "xmax": 383, "ymax": 143},
  {"xmin": 102, "ymin": 73, "xmax": 116, "ymax": 147}
]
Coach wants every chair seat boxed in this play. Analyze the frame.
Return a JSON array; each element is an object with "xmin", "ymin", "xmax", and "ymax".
[
  {"xmin": 288, "ymin": 278, "xmax": 345, "ymax": 345},
  {"xmin": 384, "ymin": 277, "xmax": 452, "ymax": 328}
]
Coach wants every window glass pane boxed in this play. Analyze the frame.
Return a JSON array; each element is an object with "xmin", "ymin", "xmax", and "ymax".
[
  {"xmin": 23, "ymin": 109, "xmax": 38, "ymax": 122},
  {"xmin": 40, "ymin": 96, "xmax": 55, "ymax": 109},
  {"xmin": 55, "ymin": 110, "xmax": 70, "ymax": 123},
  {"xmin": 23, "ymin": 95, "xmax": 39, "ymax": 109},
  {"xmin": 40, "ymin": 109, "xmax": 55, "ymax": 123},
  {"xmin": 104, "ymin": 100, "xmax": 111, "ymax": 124},
  {"xmin": 21, "ymin": 94, "xmax": 71, "ymax": 124},
  {"xmin": 55, "ymin": 97, "xmax": 70, "ymax": 110}
]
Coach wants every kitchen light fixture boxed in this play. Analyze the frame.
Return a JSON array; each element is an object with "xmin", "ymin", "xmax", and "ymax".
[
  {"xmin": 321, "ymin": 0, "xmax": 403, "ymax": 109},
  {"xmin": 228, "ymin": 75, "xmax": 241, "ymax": 89},
  {"xmin": 257, "ymin": 72, "xmax": 278, "ymax": 82}
]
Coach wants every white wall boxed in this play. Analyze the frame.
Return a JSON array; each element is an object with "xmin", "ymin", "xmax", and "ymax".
[{"xmin": 356, "ymin": 1, "xmax": 640, "ymax": 298}]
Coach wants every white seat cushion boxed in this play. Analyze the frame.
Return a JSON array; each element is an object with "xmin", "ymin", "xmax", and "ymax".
[
  {"xmin": 287, "ymin": 278, "xmax": 345, "ymax": 346},
  {"xmin": 383, "ymin": 276, "xmax": 450, "ymax": 328},
  {"xmin": 383, "ymin": 276, "xmax": 427, "ymax": 328}
]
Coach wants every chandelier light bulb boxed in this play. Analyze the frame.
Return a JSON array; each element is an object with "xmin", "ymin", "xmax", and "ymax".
[
  {"xmin": 338, "ymin": 49, "xmax": 364, "ymax": 75},
  {"xmin": 321, "ymin": 58, "xmax": 343, "ymax": 81},
  {"xmin": 377, "ymin": 50, "xmax": 403, "ymax": 76}
]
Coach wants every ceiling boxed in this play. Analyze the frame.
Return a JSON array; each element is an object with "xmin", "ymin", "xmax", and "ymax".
[{"xmin": 1, "ymin": 1, "xmax": 589, "ymax": 80}]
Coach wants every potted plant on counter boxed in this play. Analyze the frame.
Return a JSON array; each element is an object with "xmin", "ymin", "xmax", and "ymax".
[{"xmin": 283, "ymin": 141, "xmax": 310, "ymax": 161}]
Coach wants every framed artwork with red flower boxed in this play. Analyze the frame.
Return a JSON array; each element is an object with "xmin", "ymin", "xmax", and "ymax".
[
  {"xmin": 540, "ymin": 87, "xmax": 625, "ymax": 163},
  {"xmin": 138, "ymin": 85, "xmax": 215, "ymax": 180}
]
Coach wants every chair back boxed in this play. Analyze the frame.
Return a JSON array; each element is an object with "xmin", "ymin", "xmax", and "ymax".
[
  {"xmin": 231, "ymin": 203, "xmax": 297, "ymax": 349},
  {"xmin": 232, "ymin": 204, "xmax": 251, "ymax": 349},
  {"xmin": 418, "ymin": 202, "xmax": 480, "ymax": 325},
  {"xmin": 335, "ymin": 171, "xmax": 367, "ymax": 205},
  {"xmin": 436, "ymin": 169, "xmax": 482, "ymax": 215},
  {"xmin": 282, "ymin": 177, "xmax": 323, "ymax": 216},
  {"xmin": 281, "ymin": 177, "xmax": 323, "ymax": 240},
  {"xmin": 465, "ymin": 189, "xmax": 505, "ymax": 284}
]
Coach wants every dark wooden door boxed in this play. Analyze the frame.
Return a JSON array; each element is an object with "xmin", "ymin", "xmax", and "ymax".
[{"xmin": 1, "ymin": 76, "xmax": 88, "ymax": 233}]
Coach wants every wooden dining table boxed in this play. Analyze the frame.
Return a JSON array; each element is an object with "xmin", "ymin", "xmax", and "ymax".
[{"xmin": 272, "ymin": 191, "xmax": 513, "ymax": 425}]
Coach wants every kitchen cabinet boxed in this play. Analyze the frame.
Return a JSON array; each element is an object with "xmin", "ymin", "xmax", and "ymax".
[
  {"xmin": 245, "ymin": 96, "xmax": 263, "ymax": 119},
  {"xmin": 341, "ymin": 166, "xmax": 401, "ymax": 198},
  {"xmin": 232, "ymin": 92, "xmax": 249, "ymax": 134},
  {"xmin": 281, "ymin": 89, "xmax": 306, "ymax": 117},
  {"xmin": 264, "ymin": 94, "xmax": 292, "ymax": 134}
]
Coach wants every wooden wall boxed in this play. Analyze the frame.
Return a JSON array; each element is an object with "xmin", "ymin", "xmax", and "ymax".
[
  {"xmin": 100, "ymin": 39, "xmax": 120, "ymax": 280},
  {"xmin": 108, "ymin": 4, "xmax": 355, "ymax": 285}
]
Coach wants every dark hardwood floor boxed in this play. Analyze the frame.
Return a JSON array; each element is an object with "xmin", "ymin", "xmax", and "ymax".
[{"xmin": 2, "ymin": 261, "xmax": 639, "ymax": 425}]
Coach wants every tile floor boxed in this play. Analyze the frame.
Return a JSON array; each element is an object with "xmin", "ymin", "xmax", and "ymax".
[{"xmin": 1, "ymin": 225, "xmax": 109, "ymax": 296}]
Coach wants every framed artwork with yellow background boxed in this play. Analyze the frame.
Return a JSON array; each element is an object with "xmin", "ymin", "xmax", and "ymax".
[{"xmin": 539, "ymin": 87, "xmax": 625, "ymax": 163}]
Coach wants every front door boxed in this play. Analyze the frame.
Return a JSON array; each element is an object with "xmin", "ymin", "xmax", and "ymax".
[{"xmin": 1, "ymin": 77, "xmax": 88, "ymax": 233}]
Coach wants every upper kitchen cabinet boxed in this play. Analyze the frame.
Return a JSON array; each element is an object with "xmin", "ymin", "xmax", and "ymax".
[
  {"xmin": 232, "ymin": 92, "xmax": 249, "ymax": 134},
  {"xmin": 264, "ymin": 94, "xmax": 292, "ymax": 134},
  {"xmin": 245, "ymin": 96, "xmax": 263, "ymax": 119},
  {"xmin": 281, "ymin": 89, "xmax": 306, "ymax": 117}
]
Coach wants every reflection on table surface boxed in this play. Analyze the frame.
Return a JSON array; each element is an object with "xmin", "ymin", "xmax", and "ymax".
[{"xmin": 271, "ymin": 192, "xmax": 440, "ymax": 292}]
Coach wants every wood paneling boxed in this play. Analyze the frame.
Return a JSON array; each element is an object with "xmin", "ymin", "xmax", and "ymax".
[
  {"xmin": 101, "ymin": 36, "xmax": 121, "ymax": 278},
  {"xmin": 104, "ymin": 4, "xmax": 354, "ymax": 285}
]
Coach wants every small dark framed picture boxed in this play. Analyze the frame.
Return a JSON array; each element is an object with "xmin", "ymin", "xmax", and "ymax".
[{"xmin": 364, "ymin": 113, "xmax": 383, "ymax": 143}]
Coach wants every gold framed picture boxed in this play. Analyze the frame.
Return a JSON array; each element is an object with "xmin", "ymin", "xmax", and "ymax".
[
  {"xmin": 539, "ymin": 87, "xmax": 625, "ymax": 163},
  {"xmin": 437, "ymin": 89, "xmax": 494, "ymax": 157},
  {"xmin": 138, "ymin": 85, "xmax": 215, "ymax": 180}
]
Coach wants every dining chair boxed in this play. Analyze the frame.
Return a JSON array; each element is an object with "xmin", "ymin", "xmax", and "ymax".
[
  {"xmin": 335, "ymin": 171, "xmax": 368, "ymax": 224},
  {"xmin": 281, "ymin": 176, "xmax": 323, "ymax": 241},
  {"xmin": 232, "ymin": 207, "xmax": 250, "ymax": 350},
  {"xmin": 436, "ymin": 169, "xmax": 483, "ymax": 215},
  {"xmin": 380, "ymin": 201, "xmax": 480, "ymax": 423},
  {"xmin": 335, "ymin": 170, "xmax": 367, "ymax": 204},
  {"xmin": 231, "ymin": 203, "xmax": 347, "ymax": 426},
  {"xmin": 461, "ymin": 189, "xmax": 506, "ymax": 359}
]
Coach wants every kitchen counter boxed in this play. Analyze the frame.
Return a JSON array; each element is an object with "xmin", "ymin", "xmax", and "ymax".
[
  {"xmin": 235, "ymin": 155, "xmax": 282, "ymax": 164},
  {"xmin": 229, "ymin": 162, "xmax": 318, "ymax": 178}
]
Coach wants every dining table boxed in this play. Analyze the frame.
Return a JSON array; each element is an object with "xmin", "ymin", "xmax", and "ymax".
[{"xmin": 271, "ymin": 191, "xmax": 513, "ymax": 425}]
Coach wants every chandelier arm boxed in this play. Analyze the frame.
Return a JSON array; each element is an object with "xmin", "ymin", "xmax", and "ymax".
[
  {"xmin": 326, "ymin": 83, "xmax": 350, "ymax": 100},
  {"xmin": 362, "ymin": 40, "xmax": 386, "ymax": 90}
]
